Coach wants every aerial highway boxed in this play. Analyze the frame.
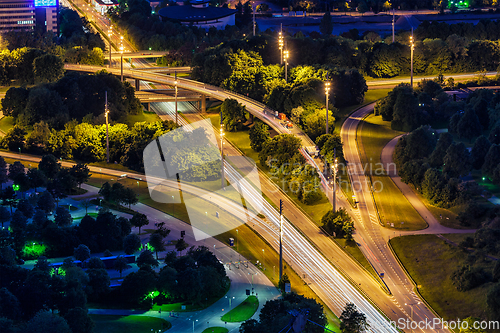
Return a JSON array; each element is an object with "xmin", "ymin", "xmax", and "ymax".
[{"xmin": 62, "ymin": 63, "xmax": 465, "ymax": 331}]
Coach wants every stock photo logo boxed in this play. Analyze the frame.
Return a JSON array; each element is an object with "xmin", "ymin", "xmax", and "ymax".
[{"xmin": 143, "ymin": 119, "xmax": 263, "ymax": 240}]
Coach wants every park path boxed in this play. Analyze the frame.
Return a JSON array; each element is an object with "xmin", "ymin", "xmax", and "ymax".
[{"xmin": 73, "ymin": 184, "xmax": 280, "ymax": 333}]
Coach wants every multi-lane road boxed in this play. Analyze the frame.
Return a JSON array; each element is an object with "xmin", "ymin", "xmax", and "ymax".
[{"xmin": 61, "ymin": 63, "xmax": 474, "ymax": 331}]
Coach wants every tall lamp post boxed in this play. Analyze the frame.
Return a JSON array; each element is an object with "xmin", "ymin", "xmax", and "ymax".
[
  {"xmin": 278, "ymin": 26, "xmax": 283, "ymax": 65},
  {"xmin": 120, "ymin": 36, "xmax": 124, "ymax": 82},
  {"xmin": 174, "ymin": 71, "xmax": 178, "ymax": 125},
  {"xmin": 331, "ymin": 157, "xmax": 338, "ymax": 211},
  {"xmin": 405, "ymin": 302, "xmax": 420, "ymax": 333},
  {"xmin": 284, "ymin": 50, "xmax": 289, "ymax": 83},
  {"xmin": 410, "ymin": 32, "xmax": 414, "ymax": 88},
  {"xmin": 252, "ymin": 1, "xmax": 256, "ymax": 36},
  {"xmin": 325, "ymin": 80, "xmax": 331, "ymax": 134},
  {"xmin": 105, "ymin": 91, "xmax": 109, "ymax": 163},
  {"xmin": 220, "ymin": 124, "xmax": 225, "ymax": 190},
  {"xmin": 107, "ymin": 28, "xmax": 112, "ymax": 68},
  {"xmin": 392, "ymin": 8, "xmax": 395, "ymax": 43}
]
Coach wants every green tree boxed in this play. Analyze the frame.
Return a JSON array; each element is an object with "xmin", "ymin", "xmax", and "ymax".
[
  {"xmin": 0, "ymin": 206, "xmax": 10, "ymax": 227},
  {"xmin": 421, "ymin": 168, "xmax": 445, "ymax": 204},
  {"xmin": 27, "ymin": 168, "xmax": 47, "ymax": 192},
  {"xmin": 319, "ymin": 11, "xmax": 333, "ymax": 36},
  {"xmin": 8, "ymin": 161, "xmax": 25, "ymax": 181},
  {"xmin": 442, "ymin": 142, "xmax": 472, "ymax": 178},
  {"xmin": 0, "ymin": 156, "xmax": 7, "ymax": 189},
  {"xmin": 391, "ymin": 91, "xmax": 422, "ymax": 132},
  {"xmin": 175, "ymin": 238, "xmax": 188, "ymax": 255},
  {"xmin": 457, "ymin": 108, "xmax": 482, "ymax": 142},
  {"xmin": 38, "ymin": 154, "xmax": 61, "ymax": 179},
  {"xmin": 2, "ymin": 186, "xmax": 17, "ymax": 213},
  {"xmin": 259, "ymin": 134, "xmax": 303, "ymax": 168},
  {"xmin": 339, "ymin": 303, "xmax": 368, "ymax": 333},
  {"xmin": 26, "ymin": 310, "xmax": 71, "ymax": 333},
  {"xmin": 113, "ymin": 256, "xmax": 129, "ymax": 278},
  {"xmin": 63, "ymin": 307, "xmax": 95, "ymax": 333},
  {"xmin": 16, "ymin": 199, "xmax": 34, "ymax": 218},
  {"xmin": 69, "ymin": 164, "xmax": 91, "ymax": 189},
  {"xmin": 221, "ymin": 98, "xmax": 247, "ymax": 132},
  {"xmin": 122, "ymin": 187, "xmax": 138, "ymax": 209},
  {"xmin": 470, "ymin": 135, "xmax": 491, "ymax": 170},
  {"xmin": 55, "ymin": 206, "xmax": 73, "ymax": 227},
  {"xmin": 249, "ymin": 121, "xmax": 270, "ymax": 152},
  {"xmin": 321, "ymin": 208, "xmax": 354, "ymax": 239},
  {"xmin": 73, "ymin": 244, "xmax": 91, "ymax": 262},
  {"xmin": 33, "ymin": 54, "xmax": 64, "ymax": 84},
  {"xmin": 136, "ymin": 250, "xmax": 159, "ymax": 269},
  {"xmin": 130, "ymin": 212, "xmax": 149, "ymax": 234},
  {"xmin": 1, "ymin": 87, "xmax": 29, "ymax": 118},
  {"xmin": 86, "ymin": 267, "xmax": 110, "ymax": 300},
  {"xmin": 482, "ymin": 144, "xmax": 500, "ymax": 180},
  {"xmin": 123, "ymin": 234, "xmax": 141, "ymax": 255},
  {"xmin": 2, "ymin": 126, "xmax": 26, "ymax": 151},
  {"xmin": 428, "ymin": 132, "xmax": 453, "ymax": 168},
  {"xmin": 149, "ymin": 233, "xmax": 165, "ymax": 260},
  {"xmin": 120, "ymin": 267, "xmax": 157, "ymax": 306},
  {"xmin": 37, "ymin": 191, "xmax": 55, "ymax": 214}
]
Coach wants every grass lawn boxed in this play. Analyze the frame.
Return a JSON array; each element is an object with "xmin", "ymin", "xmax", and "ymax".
[
  {"xmin": 203, "ymin": 327, "xmax": 228, "ymax": 333},
  {"xmin": 91, "ymin": 315, "xmax": 171, "ymax": 333},
  {"xmin": 118, "ymin": 111, "xmax": 162, "ymax": 128},
  {"xmin": 358, "ymin": 113, "xmax": 427, "ymax": 230},
  {"xmin": 390, "ymin": 234, "xmax": 495, "ymax": 321},
  {"xmin": 334, "ymin": 238, "xmax": 378, "ymax": 279},
  {"xmin": 0, "ymin": 116, "xmax": 14, "ymax": 134},
  {"xmin": 220, "ymin": 296, "xmax": 259, "ymax": 322}
]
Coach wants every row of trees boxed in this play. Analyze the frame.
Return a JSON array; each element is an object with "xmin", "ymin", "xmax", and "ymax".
[
  {"xmin": 1, "ymin": 120, "xmax": 177, "ymax": 171},
  {"xmin": 1, "ymin": 71, "xmax": 142, "ymax": 129},
  {"xmin": 394, "ymin": 126, "xmax": 480, "ymax": 208}
]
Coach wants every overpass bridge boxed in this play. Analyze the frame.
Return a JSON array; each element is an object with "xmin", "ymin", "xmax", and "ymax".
[
  {"xmin": 64, "ymin": 64, "xmax": 301, "ymax": 140},
  {"xmin": 135, "ymin": 90, "xmax": 205, "ymax": 111}
]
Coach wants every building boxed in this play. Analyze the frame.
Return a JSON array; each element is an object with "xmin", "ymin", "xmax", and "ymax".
[
  {"xmin": 158, "ymin": 0, "xmax": 236, "ymax": 30},
  {"xmin": 34, "ymin": 0, "xmax": 58, "ymax": 33},
  {"xmin": 90, "ymin": 0, "xmax": 117, "ymax": 15},
  {"xmin": 0, "ymin": 0, "xmax": 35, "ymax": 31},
  {"xmin": 0, "ymin": 0, "xmax": 59, "ymax": 33}
]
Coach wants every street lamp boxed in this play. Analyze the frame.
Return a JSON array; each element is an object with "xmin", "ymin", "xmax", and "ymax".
[
  {"xmin": 220, "ymin": 125, "xmax": 225, "ymax": 190},
  {"xmin": 120, "ymin": 36, "xmax": 124, "ymax": 82},
  {"xmin": 191, "ymin": 319, "xmax": 198, "ymax": 333},
  {"xmin": 405, "ymin": 302, "xmax": 420, "ymax": 333},
  {"xmin": 410, "ymin": 33, "xmax": 414, "ymax": 88},
  {"xmin": 325, "ymin": 80, "xmax": 331, "ymax": 134},
  {"xmin": 278, "ymin": 25, "xmax": 283, "ymax": 65},
  {"xmin": 252, "ymin": 1, "xmax": 256, "ymax": 36},
  {"xmin": 284, "ymin": 50, "xmax": 289, "ymax": 83},
  {"xmin": 107, "ymin": 28, "xmax": 112, "ymax": 68},
  {"xmin": 105, "ymin": 91, "xmax": 110, "ymax": 163},
  {"xmin": 331, "ymin": 157, "xmax": 338, "ymax": 211},
  {"xmin": 174, "ymin": 71, "xmax": 178, "ymax": 125}
]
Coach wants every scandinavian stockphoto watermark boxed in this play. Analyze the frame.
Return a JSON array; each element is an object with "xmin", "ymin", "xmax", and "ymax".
[
  {"xmin": 372, "ymin": 318, "xmax": 500, "ymax": 331},
  {"xmin": 143, "ymin": 118, "xmax": 264, "ymax": 241}
]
